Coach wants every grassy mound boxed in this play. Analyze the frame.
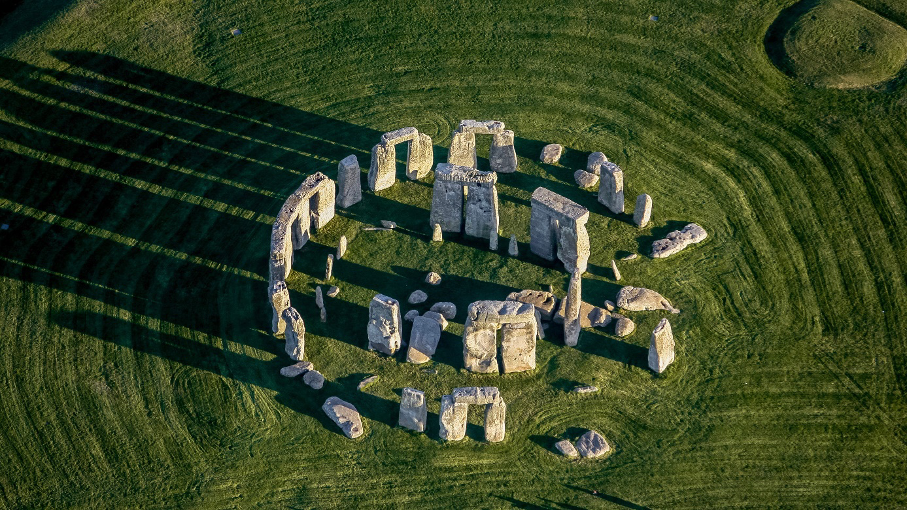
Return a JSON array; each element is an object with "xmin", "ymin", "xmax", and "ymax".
[{"xmin": 766, "ymin": 0, "xmax": 906, "ymax": 88}]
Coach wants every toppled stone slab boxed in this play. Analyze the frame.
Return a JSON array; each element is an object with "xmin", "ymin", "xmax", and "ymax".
[
  {"xmin": 621, "ymin": 253, "xmax": 638, "ymax": 260},
  {"xmin": 506, "ymin": 289, "xmax": 558, "ymax": 321},
  {"xmin": 555, "ymin": 439, "xmax": 579, "ymax": 458},
  {"xmin": 452, "ymin": 386, "xmax": 500, "ymax": 405},
  {"xmin": 484, "ymin": 400, "xmax": 506, "ymax": 442},
  {"xmin": 587, "ymin": 152, "xmax": 608, "ymax": 175},
  {"xmin": 406, "ymin": 316, "xmax": 442, "ymax": 364},
  {"xmin": 398, "ymin": 387, "xmax": 427, "ymax": 432},
  {"xmin": 598, "ymin": 162, "xmax": 624, "ymax": 214},
  {"xmin": 408, "ymin": 290, "xmax": 428, "ymax": 305},
  {"xmin": 576, "ymin": 430, "xmax": 610, "ymax": 458},
  {"xmin": 337, "ymin": 155, "xmax": 362, "ymax": 208},
  {"xmin": 616, "ymin": 286, "xmax": 679, "ymax": 313},
  {"xmin": 280, "ymin": 361, "xmax": 313, "ymax": 378},
  {"xmin": 322, "ymin": 397, "xmax": 363, "ymax": 439},
  {"xmin": 282, "ymin": 307, "xmax": 305, "ymax": 361},
  {"xmin": 327, "ymin": 286, "xmax": 340, "ymax": 298},
  {"xmin": 572, "ymin": 385, "xmax": 599, "ymax": 393},
  {"xmin": 574, "ymin": 170, "xmax": 599, "ymax": 188},
  {"xmin": 422, "ymin": 311, "xmax": 448, "ymax": 330},
  {"xmin": 633, "ymin": 193, "xmax": 652, "ymax": 228},
  {"xmin": 367, "ymin": 294, "xmax": 402, "ymax": 355},
  {"xmin": 651, "ymin": 223, "xmax": 707, "ymax": 258},
  {"xmin": 614, "ymin": 315, "xmax": 636, "ymax": 337},
  {"xmin": 303, "ymin": 370, "xmax": 325, "ymax": 389},
  {"xmin": 439, "ymin": 395, "xmax": 468, "ymax": 441},
  {"xmin": 425, "ymin": 272, "xmax": 441, "ymax": 285},
  {"xmin": 357, "ymin": 375, "xmax": 379, "ymax": 391},
  {"xmin": 648, "ymin": 318, "xmax": 675, "ymax": 373},
  {"xmin": 430, "ymin": 302, "xmax": 457, "ymax": 320},
  {"xmin": 554, "ymin": 300, "xmax": 612, "ymax": 329},
  {"xmin": 404, "ymin": 309, "xmax": 419, "ymax": 322},
  {"xmin": 380, "ymin": 220, "xmax": 397, "ymax": 229},
  {"xmin": 540, "ymin": 143, "xmax": 563, "ymax": 164}
]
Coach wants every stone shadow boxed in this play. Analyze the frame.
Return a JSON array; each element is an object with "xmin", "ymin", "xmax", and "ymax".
[
  {"xmin": 563, "ymin": 485, "xmax": 652, "ymax": 510},
  {"xmin": 634, "ymin": 219, "xmax": 689, "ymax": 256},
  {"xmin": 575, "ymin": 331, "xmax": 649, "ymax": 371}
]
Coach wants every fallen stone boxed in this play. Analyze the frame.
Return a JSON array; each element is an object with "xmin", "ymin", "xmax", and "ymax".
[
  {"xmin": 589, "ymin": 307, "xmax": 612, "ymax": 328},
  {"xmin": 336, "ymin": 235, "xmax": 347, "ymax": 260},
  {"xmin": 380, "ymin": 220, "xmax": 397, "ymax": 229},
  {"xmin": 452, "ymin": 386, "xmax": 500, "ymax": 405},
  {"xmin": 506, "ymin": 289, "xmax": 558, "ymax": 321},
  {"xmin": 404, "ymin": 309, "xmax": 419, "ymax": 322},
  {"xmin": 367, "ymin": 294, "xmax": 402, "ymax": 355},
  {"xmin": 357, "ymin": 375, "xmax": 379, "ymax": 391},
  {"xmin": 651, "ymin": 223, "xmax": 707, "ymax": 258},
  {"xmin": 422, "ymin": 311, "xmax": 448, "ymax": 330},
  {"xmin": 604, "ymin": 300, "xmax": 615, "ymax": 311},
  {"xmin": 484, "ymin": 400, "xmax": 506, "ymax": 442},
  {"xmin": 337, "ymin": 155, "xmax": 362, "ymax": 208},
  {"xmin": 315, "ymin": 286, "xmax": 324, "ymax": 309},
  {"xmin": 303, "ymin": 370, "xmax": 325, "ymax": 389},
  {"xmin": 508, "ymin": 235, "xmax": 518, "ymax": 256},
  {"xmin": 425, "ymin": 272, "xmax": 441, "ymax": 285},
  {"xmin": 279, "ymin": 361, "xmax": 313, "ymax": 378},
  {"xmin": 430, "ymin": 302, "xmax": 456, "ymax": 320},
  {"xmin": 432, "ymin": 223, "xmax": 443, "ymax": 242},
  {"xmin": 322, "ymin": 397, "xmax": 363, "ymax": 438},
  {"xmin": 611, "ymin": 259, "xmax": 621, "ymax": 281},
  {"xmin": 282, "ymin": 307, "xmax": 305, "ymax": 361},
  {"xmin": 648, "ymin": 317, "xmax": 675, "ymax": 373},
  {"xmin": 325, "ymin": 254, "xmax": 334, "ymax": 281},
  {"xmin": 408, "ymin": 290, "xmax": 428, "ymax": 305},
  {"xmin": 621, "ymin": 253, "xmax": 638, "ymax": 260},
  {"xmin": 555, "ymin": 299, "xmax": 612, "ymax": 329},
  {"xmin": 362, "ymin": 227, "xmax": 393, "ymax": 231},
  {"xmin": 633, "ymin": 194, "xmax": 652, "ymax": 228},
  {"xmin": 574, "ymin": 170, "xmax": 599, "ymax": 188},
  {"xmin": 572, "ymin": 386, "xmax": 599, "ymax": 393},
  {"xmin": 398, "ymin": 387, "xmax": 427, "ymax": 432},
  {"xmin": 540, "ymin": 143, "xmax": 563, "ymax": 164},
  {"xmin": 439, "ymin": 395, "xmax": 468, "ymax": 441},
  {"xmin": 587, "ymin": 152, "xmax": 608, "ymax": 175},
  {"xmin": 616, "ymin": 286, "xmax": 679, "ymax": 313},
  {"xmin": 614, "ymin": 315, "xmax": 636, "ymax": 337},
  {"xmin": 576, "ymin": 430, "xmax": 610, "ymax": 458},
  {"xmin": 555, "ymin": 439, "xmax": 579, "ymax": 458},
  {"xmin": 327, "ymin": 285, "xmax": 340, "ymax": 298},
  {"xmin": 406, "ymin": 316, "xmax": 442, "ymax": 364}
]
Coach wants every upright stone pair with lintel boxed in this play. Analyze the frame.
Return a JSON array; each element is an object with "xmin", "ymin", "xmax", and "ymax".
[
  {"xmin": 269, "ymin": 172, "xmax": 336, "ymax": 283},
  {"xmin": 462, "ymin": 300, "xmax": 537, "ymax": 374},
  {"xmin": 439, "ymin": 386, "xmax": 506, "ymax": 442},
  {"xmin": 368, "ymin": 127, "xmax": 433, "ymax": 191},
  {"xmin": 447, "ymin": 120, "xmax": 517, "ymax": 173},
  {"xmin": 429, "ymin": 163, "xmax": 500, "ymax": 240},
  {"xmin": 529, "ymin": 187, "xmax": 590, "ymax": 274}
]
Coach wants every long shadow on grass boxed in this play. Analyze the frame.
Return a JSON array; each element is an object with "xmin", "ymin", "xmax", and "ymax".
[{"xmin": 563, "ymin": 485, "xmax": 652, "ymax": 510}]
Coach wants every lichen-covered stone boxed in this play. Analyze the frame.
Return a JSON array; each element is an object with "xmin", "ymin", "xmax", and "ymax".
[
  {"xmin": 280, "ymin": 361, "xmax": 313, "ymax": 378},
  {"xmin": 398, "ymin": 387, "xmax": 427, "ymax": 432},
  {"xmin": 574, "ymin": 170, "xmax": 599, "ymax": 188},
  {"xmin": 611, "ymin": 259, "xmax": 621, "ymax": 281},
  {"xmin": 337, "ymin": 155, "xmax": 362, "ymax": 208},
  {"xmin": 422, "ymin": 311, "xmax": 448, "ymax": 331},
  {"xmin": 282, "ymin": 307, "xmax": 305, "ymax": 361},
  {"xmin": 322, "ymin": 397, "xmax": 363, "ymax": 439},
  {"xmin": 651, "ymin": 223, "xmax": 707, "ymax": 258},
  {"xmin": 614, "ymin": 315, "xmax": 636, "ymax": 337},
  {"xmin": 648, "ymin": 318, "xmax": 675, "ymax": 373},
  {"xmin": 501, "ymin": 321, "xmax": 536, "ymax": 373},
  {"xmin": 506, "ymin": 289, "xmax": 558, "ymax": 321},
  {"xmin": 425, "ymin": 272, "xmax": 441, "ymax": 285},
  {"xmin": 406, "ymin": 316, "xmax": 442, "ymax": 364},
  {"xmin": 336, "ymin": 235, "xmax": 347, "ymax": 260},
  {"xmin": 315, "ymin": 286, "xmax": 324, "ymax": 309},
  {"xmin": 270, "ymin": 280, "xmax": 290, "ymax": 334},
  {"xmin": 484, "ymin": 400, "xmax": 506, "ymax": 442},
  {"xmin": 368, "ymin": 142, "xmax": 396, "ymax": 192},
  {"xmin": 325, "ymin": 254, "xmax": 334, "ymax": 281},
  {"xmin": 439, "ymin": 395, "xmax": 468, "ymax": 441},
  {"xmin": 555, "ymin": 439, "xmax": 579, "ymax": 457},
  {"xmin": 447, "ymin": 130, "xmax": 477, "ymax": 168},
  {"xmin": 408, "ymin": 290, "xmax": 428, "ymax": 305},
  {"xmin": 576, "ymin": 430, "xmax": 610, "ymax": 458},
  {"xmin": 406, "ymin": 132, "xmax": 434, "ymax": 180},
  {"xmin": 303, "ymin": 370, "xmax": 324, "ymax": 389},
  {"xmin": 430, "ymin": 302, "xmax": 457, "ymax": 320},
  {"xmin": 367, "ymin": 294, "xmax": 402, "ymax": 355},
  {"xmin": 616, "ymin": 286, "xmax": 679, "ymax": 313},
  {"xmin": 598, "ymin": 162, "xmax": 624, "ymax": 214},
  {"xmin": 432, "ymin": 223, "xmax": 443, "ymax": 242},
  {"xmin": 530, "ymin": 187, "xmax": 590, "ymax": 273},
  {"xmin": 633, "ymin": 193, "xmax": 652, "ymax": 228},
  {"xmin": 508, "ymin": 235, "xmax": 518, "ymax": 256},
  {"xmin": 587, "ymin": 152, "xmax": 608, "ymax": 175},
  {"xmin": 452, "ymin": 386, "xmax": 500, "ymax": 405},
  {"xmin": 462, "ymin": 320, "xmax": 498, "ymax": 373},
  {"xmin": 540, "ymin": 143, "xmax": 563, "ymax": 164},
  {"xmin": 563, "ymin": 270, "xmax": 582, "ymax": 347},
  {"xmin": 489, "ymin": 130, "xmax": 518, "ymax": 173},
  {"xmin": 465, "ymin": 181, "xmax": 499, "ymax": 240}
]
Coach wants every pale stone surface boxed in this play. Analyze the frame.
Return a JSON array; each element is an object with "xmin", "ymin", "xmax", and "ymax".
[
  {"xmin": 651, "ymin": 223, "xmax": 707, "ymax": 258},
  {"xmin": 598, "ymin": 162, "xmax": 624, "ymax": 214},
  {"xmin": 357, "ymin": 375, "xmax": 379, "ymax": 391},
  {"xmin": 327, "ymin": 286, "xmax": 339, "ymax": 298},
  {"xmin": 501, "ymin": 321, "xmax": 536, "ymax": 373},
  {"xmin": 572, "ymin": 385, "xmax": 599, "ymax": 393},
  {"xmin": 303, "ymin": 370, "xmax": 325, "ymax": 389},
  {"xmin": 282, "ymin": 307, "xmax": 305, "ymax": 361},
  {"xmin": 506, "ymin": 289, "xmax": 558, "ymax": 320},
  {"xmin": 404, "ymin": 309, "xmax": 419, "ymax": 322},
  {"xmin": 430, "ymin": 302, "xmax": 457, "ymax": 320},
  {"xmin": 315, "ymin": 286, "xmax": 324, "ymax": 309},
  {"xmin": 381, "ymin": 127, "xmax": 418, "ymax": 145},
  {"xmin": 325, "ymin": 254, "xmax": 334, "ymax": 281},
  {"xmin": 508, "ymin": 235, "xmax": 518, "ymax": 256},
  {"xmin": 465, "ymin": 181, "xmax": 499, "ymax": 240},
  {"xmin": 452, "ymin": 386, "xmax": 500, "ymax": 405},
  {"xmin": 422, "ymin": 311, "xmax": 448, "ymax": 331},
  {"xmin": 576, "ymin": 430, "xmax": 610, "ymax": 458},
  {"xmin": 555, "ymin": 439, "xmax": 579, "ymax": 457},
  {"xmin": 604, "ymin": 300, "xmax": 615, "ymax": 311},
  {"xmin": 269, "ymin": 172, "xmax": 335, "ymax": 282},
  {"xmin": 336, "ymin": 235, "xmax": 347, "ymax": 260},
  {"xmin": 611, "ymin": 259, "xmax": 621, "ymax": 281},
  {"xmin": 489, "ymin": 130, "xmax": 518, "ymax": 173},
  {"xmin": 398, "ymin": 387, "xmax": 427, "ymax": 432},
  {"xmin": 530, "ymin": 187, "xmax": 590, "ymax": 273},
  {"xmin": 574, "ymin": 170, "xmax": 599, "ymax": 188},
  {"xmin": 648, "ymin": 318, "xmax": 675, "ymax": 373},
  {"xmin": 622, "ymin": 253, "xmax": 638, "ymax": 260},
  {"xmin": 270, "ymin": 280, "xmax": 290, "ymax": 334},
  {"xmin": 633, "ymin": 193, "xmax": 652, "ymax": 228},
  {"xmin": 368, "ymin": 142, "xmax": 396, "ymax": 192},
  {"xmin": 430, "ymin": 163, "xmax": 497, "ymax": 234},
  {"xmin": 447, "ymin": 130, "xmax": 477, "ymax": 168},
  {"xmin": 563, "ymin": 270, "xmax": 582, "ymax": 347},
  {"xmin": 280, "ymin": 361, "xmax": 313, "ymax": 378},
  {"xmin": 337, "ymin": 155, "xmax": 362, "ymax": 208},
  {"xmin": 426, "ymin": 272, "xmax": 441, "ymax": 285},
  {"xmin": 322, "ymin": 397, "xmax": 363, "ymax": 439},
  {"xmin": 616, "ymin": 286, "xmax": 679, "ymax": 313},
  {"xmin": 462, "ymin": 320, "xmax": 498, "ymax": 373},
  {"xmin": 406, "ymin": 132, "xmax": 434, "ymax": 180},
  {"xmin": 587, "ymin": 152, "xmax": 608, "ymax": 175},
  {"xmin": 463, "ymin": 301, "xmax": 537, "ymax": 373},
  {"xmin": 406, "ymin": 316, "xmax": 442, "ymax": 364},
  {"xmin": 380, "ymin": 220, "xmax": 397, "ymax": 229},
  {"xmin": 614, "ymin": 315, "xmax": 636, "ymax": 337},
  {"xmin": 408, "ymin": 290, "xmax": 428, "ymax": 305},
  {"xmin": 540, "ymin": 143, "xmax": 563, "ymax": 164},
  {"xmin": 484, "ymin": 400, "xmax": 506, "ymax": 442},
  {"xmin": 589, "ymin": 307, "xmax": 612, "ymax": 328},
  {"xmin": 439, "ymin": 395, "xmax": 468, "ymax": 441},
  {"xmin": 554, "ymin": 299, "xmax": 608, "ymax": 329},
  {"xmin": 467, "ymin": 300, "xmax": 536, "ymax": 324},
  {"xmin": 367, "ymin": 294, "xmax": 402, "ymax": 355},
  {"xmin": 432, "ymin": 223, "xmax": 443, "ymax": 242},
  {"xmin": 458, "ymin": 119, "xmax": 505, "ymax": 135},
  {"xmin": 490, "ymin": 230, "xmax": 499, "ymax": 251}
]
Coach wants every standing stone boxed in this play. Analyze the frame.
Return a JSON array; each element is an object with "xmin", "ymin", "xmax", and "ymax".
[
  {"xmin": 406, "ymin": 133, "xmax": 433, "ymax": 180},
  {"xmin": 439, "ymin": 395, "xmax": 468, "ymax": 441},
  {"xmin": 484, "ymin": 400, "xmax": 506, "ymax": 442},
  {"xmin": 651, "ymin": 223, "xmax": 708, "ymax": 258},
  {"xmin": 325, "ymin": 254, "xmax": 334, "ymax": 281},
  {"xmin": 406, "ymin": 316, "xmax": 442, "ymax": 364},
  {"xmin": 540, "ymin": 143, "xmax": 563, "ymax": 164},
  {"xmin": 611, "ymin": 260, "xmax": 621, "ymax": 281},
  {"xmin": 575, "ymin": 430, "xmax": 610, "ymax": 458},
  {"xmin": 432, "ymin": 223, "xmax": 443, "ymax": 242},
  {"xmin": 319, "ymin": 307, "xmax": 327, "ymax": 323},
  {"xmin": 530, "ymin": 187, "xmax": 590, "ymax": 273},
  {"xmin": 315, "ymin": 286, "xmax": 324, "ymax": 309},
  {"xmin": 448, "ymin": 130, "xmax": 477, "ymax": 168},
  {"xmin": 648, "ymin": 318, "xmax": 675, "ymax": 373},
  {"xmin": 367, "ymin": 294, "xmax": 402, "ymax": 355},
  {"xmin": 322, "ymin": 397, "xmax": 364, "ymax": 439},
  {"xmin": 398, "ymin": 387, "xmax": 427, "ymax": 432},
  {"xmin": 368, "ymin": 142, "xmax": 396, "ymax": 192},
  {"xmin": 282, "ymin": 307, "xmax": 305, "ymax": 361},
  {"xmin": 337, "ymin": 155, "xmax": 362, "ymax": 208},
  {"xmin": 303, "ymin": 370, "xmax": 325, "ymax": 389},
  {"xmin": 464, "ymin": 181, "xmax": 499, "ymax": 240},
  {"xmin": 598, "ymin": 162, "xmax": 624, "ymax": 214},
  {"xmin": 587, "ymin": 152, "xmax": 608, "ymax": 175},
  {"xmin": 489, "ymin": 230, "xmax": 498, "ymax": 251},
  {"xmin": 563, "ymin": 270, "xmax": 582, "ymax": 347},
  {"xmin": 336, "ymin": 235, "xmax": 347, "ymax": 260},
  {"xmin": 429, "ymin": 172, "xmax": 466, "ymax": 232},
  {"xmin": 508, "ymin": 235, "xmax": 518, "ymax": 256},
  {"xmin": 489, "ymin": 129, "xmax": 518, "ymax": 173},
  {"xmin": 270, "ymin": 280, "xmax": 290, "ymax": 334},
  {"xmin": 501, "ymin": 321, "xmax": 536, "ymax": 373},
  {"xmin": 462, "ymin": 319, "xmax": 498, "ymax": 373},
  {"xmin": 633, "ymin": 193, "xmax": 652, "ymax": 228},
  {"xmin": 555, "ymin": 439, "xmax": 579, "ymax": 457}
]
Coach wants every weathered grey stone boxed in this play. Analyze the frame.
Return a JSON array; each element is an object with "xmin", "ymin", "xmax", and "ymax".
[
  {"xmin": 465, "ymin": 181, "xmax": 499, "ymax": 240},
  {"xmin": 489, "ymin": 130, "xmax": 518, "ymax": 173},
  {"xmin": 462, "ymin": 320, "xmax": 498, "ymax": 373},
  {"xmin": 432, "ymin": 223, "xmax": 443, "ymax": 242},
  {"xmin": 425, "ymin": 272, "xmax": 441, "ymax": 285},
  {"xmin": 279, "ymin": 361, "xmax": 313, "ymax": 378},
  {"xmin": 458, "ymin": 119, "xmax": 505, "ymax": 135},
  {"xmin": 269, "ymin": 172, "xmax": 335, "ymax": 282},
  {"xmin": 325, "ymin": 254, "xmax": 334, "ymax": 281},
  {"xmin": 336, "ymin": 235, "xmax": 347, "ymax": 260},
  {"xmin": 540, "ymin": 143, "xmax": 563, "ymax": 164},
  {"xmin": 408, "ymin": 290, "xmax": 428, "ymax": 305},
  {"xmin": 337, "ymin": 155, "xmax": 362, "ymax": 208},
  {"xmin": 403, "ymin": 309, "xmax": 419, "ymax": 322},
  {"xmin": 563, "ymin": 270, "xmax": 582, "ymax": 347},
  {"xmin": 303, "ymin": 370, "xmax": 324, "ymax": 389},
  {"xmin": 616, "ymin": 286, "xmax": 679, "ymax": 313},
  {"xmin": 357, "ymin": 375, "xmax": 379, "ymax": 391},
  {"xmin": 468, "ymin": 300, "xmax": 536, "ymax": 324},
  {"xmin": 381, "ymin": 127, "xmax": 419, "ymax": 145},
  {"xmin": 422, "ymin": 311, "xmax": 448, "ymax": 331},
  {"xmin": 327, "ymin": 286, "xmax": 339, "ymax": 298},
  {"xmin": 322, "ymin": 397, "xmax": 363, "ymax": 439},
  {"xmin": 622, "ymin": 253, "xmax": 638, "ymax": 260},
  {"xmin": 439, "ymin": 395, "xmax": 468, "ymax": 441},
  {"xmin": 506, "ymin": 289, "xmax": 558, "ymax": 321},
  {"xmin": 447, "ymin": 130, "xmax": 477, "ymax": 168},
  {"xmin": 484, "ymin": 400, "xmax": 506, "ymax": 442},
  {"xmin": 406, "ymin": 316, "xmax": 442, "ymax": 364},
  {"xmin": 367, "ymin": 294, "xmax": 402, "ymax": 355},
  {"xmin": 572, "ymin": 385, "xmax": 599, "ymax": 393},
  {"xmin": 270, "ymin": 280, "xmax": 290, "ymax": 334},
  {"xmin": 406, "ymin": 132, "xmax": 433, "ymax": 180},
  {"xmin": 648, "ymin": 318, "xmax": 675, "ymax": 373},
  {"xmin": 576, "ymin": 430, "xmax": 610, "ymax": 458},
  {"xmin": 651, "ymin": 223, "xmax": 707, "ymax": 258},
  {"xmin": 368, "ymin": 142, "xmax": 396, "ymax": 192},
  {"xmin": 555, "ymin": 439, "xmax": 579, "ymax": 457},
  {"xmin": 489, "ymin": 230, "xmax": 498, "ymax": 250},
  {"xmin": 508, "ymin": 235, "xmax": 518, "ymax": 256},
  {"xmin": 452, "ymin": 386, "xmax": 500, "ymax": 405},
  {"xmin": 430, "ymin": 302, "xmax": 456, "ymax": 320},
  {"xmin": 633, "ymin": 193, "xmax": 652, "ymax": 228},
  {"xmin": 554, "ymin": 298, "xmax": 607, "ymax": 329},
  {"xmin": 315, "ymin": 286, "xmax": 324, "ymax": 309},
  {"xmin": 614, "ymin": 315, "xmax": 635, "ymax": 337},
  {"xmin": 429, "ymin": 163, "xmax": 496, "ymax": 233},
  {"xmin": 282, "ymin": 307, "xmax": 305, "ymax": 361},
  {"xmin": 380, "ymin": 220, "xmax": 397, "ymax": 229},
  {"xmin": 574, "ymin": 170, "xmax": 599, "ymax": 188},
  {"xmin": 604, "ymin": 300, "xmax": 615, "ymax": 311},
  {"xmin": 398, "ymin": 387, "xmax": 427, "ymax": 432},
  {"xmin": 611, "ymin": 259, "xmax": 621, "ymax": 281},
  {"xmin": 597, "ymin": 162, "xmax": 624, "ymax": 214},
  {"xmin": 319, "ymin": 307, "xmax": 327, "ymax": 323},
  {"xmin": 530, "ymin": 187, "xmax": 590, "ymax": 273},
  {"xmin": 587, "ymin": 152, "xmax": 608, "ymax": 175},
  {"xmin": 501, "ymin": 321, "xmax": 536, "ymax": 373},
  {"xmin": 534, "ymin": 309, "xmax": 545, "ymax": 340},
  {"xmin": 589, "ymin": 307, "xmax": 612, "ymax": 328}
]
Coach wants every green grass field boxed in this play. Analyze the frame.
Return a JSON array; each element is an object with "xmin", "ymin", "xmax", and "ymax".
[{"xmin": 0, "ymin": 0, "xmax": 904, "ymax": 507}]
